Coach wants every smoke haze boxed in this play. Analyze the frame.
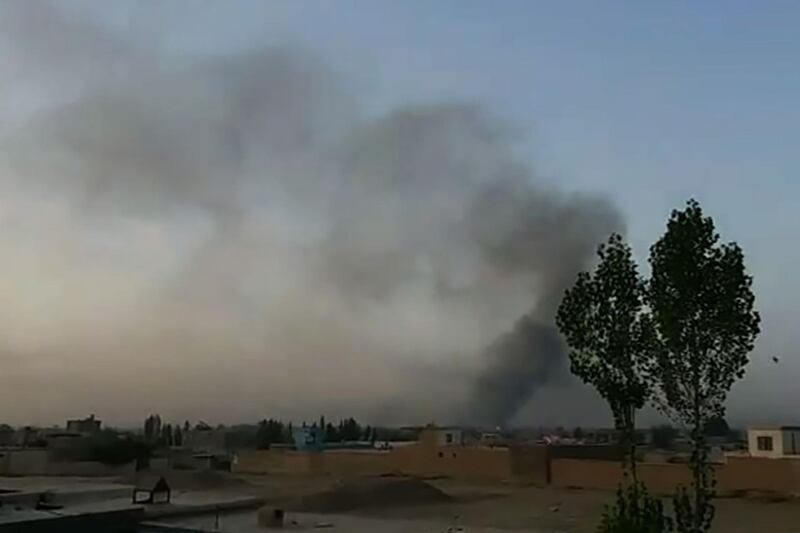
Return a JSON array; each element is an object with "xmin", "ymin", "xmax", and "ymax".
[{"xmin": 0, "ymin": 2, "xmax": 621, "ymax": 427}]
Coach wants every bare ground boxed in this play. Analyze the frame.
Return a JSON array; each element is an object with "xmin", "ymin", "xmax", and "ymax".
[{"xmin": 236, "ymin": 474, "xmax": 800, "ymax": 532}]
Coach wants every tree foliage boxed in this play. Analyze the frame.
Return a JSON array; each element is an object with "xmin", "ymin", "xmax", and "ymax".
[
  {"xmin": 161, "ymin": 423, "xmax": 173, "ymax": 447},
  {"xmin": 557, "ymin": 233, "xmax": 653, "ymax": 478},
  {"xmin": 143, "ymin": 414, "xmax": 162, "ymax": 444},
  {"xmin": 320, "ymin": 417, "xmax": 364, "ymax": 443},
  {"xmin": 173, "ymin": 425, "xmax": 183, "ymax": 447},
  {"xmin": 257, "ymin": 419, "xmax": 288, "ymax": 449},
  {"xmin": 598, "ymin": 483, "xmax": 673, "ymax": 533},
  {"xmin": 648, "ymin": 200, "xmax": 760, "ymax": 533},
  {"xmin": 89, "ymin": 429, "xmax": 152, "ymax": 466}
]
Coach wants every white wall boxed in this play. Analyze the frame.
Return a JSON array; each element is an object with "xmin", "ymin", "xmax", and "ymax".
[{"xmin": 748, "ymin": 429, "xmax": 784, "ymax": 458}]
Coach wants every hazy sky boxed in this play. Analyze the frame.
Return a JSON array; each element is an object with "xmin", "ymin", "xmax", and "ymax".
[{"xmin": 1, "ymin": 0, "xmax": 797, "ymax": 428}]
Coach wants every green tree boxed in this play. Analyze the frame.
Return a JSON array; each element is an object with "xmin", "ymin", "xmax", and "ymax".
[
  {"xmin": 173, "ymin": 425, "xmax": 183, "ymax": 447},
  {"xmin": 325, "ymin": 423, "xmax": 339, "ymax": 443},
  {"xmin": 557, "ymin": 233, "xmax": 654, "ymax": 483},
  {"xmin": 573, "ymin": 427, "xmax": 585, "ymax": 440},
  {"xmin": 648, "ymin": 200, "xmax": 760, "ymax": 533},
  {"xmin": 256, "ymin": 419, "xmax": 286, "ymax": 449},
  {"xmin": 89, "ymin": 430, "xmax": 152, "ymax": 466},
  {"xmin": 143, "ymin": 414, "xmax": 162, "ymax": 444},
  {"xmin": 160, "ymin": 423, "xmax": 167, "ymax": 446},
  {"xmin": 336, "ymin": 418, "xmax": 362, "ymax": 442}
]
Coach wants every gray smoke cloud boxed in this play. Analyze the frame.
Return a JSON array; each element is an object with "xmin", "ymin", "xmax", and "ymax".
[{"xmin": 0, "ymin": 2, "xmax": 621, "ymax": 427}]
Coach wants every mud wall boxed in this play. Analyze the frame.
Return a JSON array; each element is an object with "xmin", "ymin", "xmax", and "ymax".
[
  {"xmin": 551, "ymin": 457, "xmax": 800, "ymax": 495},
  {"xmin": 233, "ymin": 444, "xmax": 521, "ymax": 481}
]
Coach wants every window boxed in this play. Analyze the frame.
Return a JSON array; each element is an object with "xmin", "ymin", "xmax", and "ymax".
[
  {"xmin": 445, "ymin": 433, "xmax": 453, "ymax": 444},
  {"xmin": 757, "ymin": 436, "xmax": 773, "ymax": 451}
]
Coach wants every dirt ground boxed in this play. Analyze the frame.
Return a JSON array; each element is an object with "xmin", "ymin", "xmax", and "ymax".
[{"xmin": 236, "ymin": 474, "xmax": 800, "ymax": 532}]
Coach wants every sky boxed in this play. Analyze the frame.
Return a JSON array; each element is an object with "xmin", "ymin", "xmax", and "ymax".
[{"xmin": 0, "ymin": 0, "xmax": 798, "ymax": 428}]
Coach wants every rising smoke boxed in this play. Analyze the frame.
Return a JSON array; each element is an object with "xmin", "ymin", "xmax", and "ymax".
[{"xmin": 0, "ymin": 2, "xmax": 622, "ymax": 426}]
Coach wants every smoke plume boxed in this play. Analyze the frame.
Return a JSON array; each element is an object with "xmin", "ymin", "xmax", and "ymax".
[{"xmin": 0, "ymin": 2, "xmax": 621, "ymax": 426}]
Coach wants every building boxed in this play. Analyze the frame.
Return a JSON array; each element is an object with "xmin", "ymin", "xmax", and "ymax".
[
  {"xmin": 66, "ymin": 414, "xmax": 101, "ymax": 435},
  {"xmin": 419, "ymin": 425, "xmax": 463, "ymax": 447},
  {"xmin": 747, "ymin": 426, "xmax": 800, "ymax": 458},
  {"xmin": 292, "ymin": 425, "xmax": 324, "ymax": 452},
  {"xmin": 184, "ymin": 423, "xmax": 227, "ymax": 454}
]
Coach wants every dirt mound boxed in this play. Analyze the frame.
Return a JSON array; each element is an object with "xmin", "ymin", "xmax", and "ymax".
[{"xmin": 293, "ymin": 477, "xmax": 452, "ymax": 513}]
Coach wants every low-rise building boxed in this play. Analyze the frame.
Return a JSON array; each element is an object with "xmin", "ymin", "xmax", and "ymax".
[
  {"xmin": 184, "ymin": 423, "xmax": 227, "ymax": 454},
  {"xmin": 747, "ymin": 426, "xmax": 800, "ymax": 458},
  {"xmin": 291, "ymin": 425, "xmax": 324, "ymax": 452},
  {"xmin": 66, "ymin": 415, "xmax": 101, "ymax": 435},
  {"xmin": 419, "ymin": 425, "xmax": 464, "ymax": 447}
]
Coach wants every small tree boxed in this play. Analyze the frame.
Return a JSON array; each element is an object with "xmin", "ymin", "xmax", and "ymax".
[
  {"xmin": 256, "ymin": 419, "xmax": 286, "ymax": 449},
  {"xmin": 325, "ymin": 423, "xmax": 339, "ymax": 443},
  {"xmin": 161, "ymin": 423, "xmax": 173, "ymax": 447},
  {"xmin": 144, "ymin": 414, "xmax": 162, "ymax": 444},
  {"xmin": 557, "ymin": 233, "xmax": 653, "ymax": 482},
  {"xmin": 648, "ymin": 200, "xmax": 760, "ymax": 533},
  {"xmin": 173, "ymin": 425, "xmax": 183, "ymax": 447},
  {"xmin": 143, "ymin": 416, "xmax": 154, "ymax": 442}
]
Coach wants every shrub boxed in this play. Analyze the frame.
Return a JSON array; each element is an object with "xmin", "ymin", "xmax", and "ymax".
[{"xmin": 598, "ymin": 483, "xmax": 673, "ymax": 533}]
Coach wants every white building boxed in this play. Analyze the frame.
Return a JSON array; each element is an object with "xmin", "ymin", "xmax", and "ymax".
[{"xmin": 747, "ymin": 426, "xmax": 800, "ymax": 458}]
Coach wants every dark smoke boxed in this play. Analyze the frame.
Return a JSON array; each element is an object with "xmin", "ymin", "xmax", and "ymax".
[
  {"xmin": 0, "ymin": 2, "xmax": 622, "ymax": 426},
  {"xmin": 466, "ymin": 186, "xmax": 622, "ymax": 425},
  {"xmin": 472, "ymin": 317, "xmax": 565, "ymax": 426}
]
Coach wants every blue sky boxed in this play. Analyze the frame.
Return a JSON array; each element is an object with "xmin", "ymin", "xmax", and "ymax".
[{"xmin": 45, "ymin": 0, "xmax": 800, "ymax": 423}]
